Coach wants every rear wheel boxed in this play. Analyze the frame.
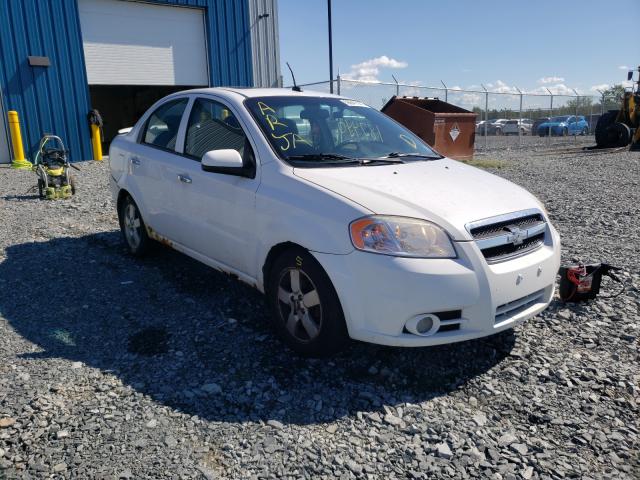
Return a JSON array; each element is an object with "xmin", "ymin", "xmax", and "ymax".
[
  {"xmin": 562, "ymin": 127, "xmax": 569, "ymax": 136},
  {"xmin": 118, "ymin": 195, "xmax": 151, "ymax": 256},
  {"xmin": 267, "ymin": 248, "xmax": 348, "ymax": 356},
  {"xmin": 581, "ymin": 127, "xmax": 588, "ymax": 136}
]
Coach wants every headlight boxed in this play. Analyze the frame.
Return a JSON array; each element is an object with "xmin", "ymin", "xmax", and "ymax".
[{"xmin": 349, "ymin": 215, "xmax": 456, "ymax": 258}]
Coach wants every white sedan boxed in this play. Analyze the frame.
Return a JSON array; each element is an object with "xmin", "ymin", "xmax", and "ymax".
[{"xmin": 109, "ymin": 87, "xmax": 560, "ymax": 356}]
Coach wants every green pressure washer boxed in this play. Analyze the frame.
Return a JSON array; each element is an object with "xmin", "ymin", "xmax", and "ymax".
[{"xmin": 33, "ymin": 134, "xmax": 78, "ymax": 200}]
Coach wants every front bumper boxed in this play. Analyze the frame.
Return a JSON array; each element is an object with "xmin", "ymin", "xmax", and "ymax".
[{"xmin": 313, "ymin": 224, "xmax": 560, "ymax": 347}]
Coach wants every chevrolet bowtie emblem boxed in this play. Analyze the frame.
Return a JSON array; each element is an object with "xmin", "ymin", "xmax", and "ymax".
[{"xmin": 505, "ymin": 226, "xmax": 527, "ymax": 245}]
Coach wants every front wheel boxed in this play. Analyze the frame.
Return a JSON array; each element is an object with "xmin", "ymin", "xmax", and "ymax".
[
  {"xmin": 267, "ymin": 248, "xmax": 348, "ymax": 356},
  {"xmin": 581, "ymin": 127, "xmax": 588, "ymax": 136},
  {"xmin": 562, "ymin": 127, "xmax": 569, "ymax": 137},
  {"xmin": 118, "ymin": 195, "xmax": 151, "ymax": 256}
]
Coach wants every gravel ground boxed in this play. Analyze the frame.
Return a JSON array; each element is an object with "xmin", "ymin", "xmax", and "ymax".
[
  {"xmin": 476, "ymin": 134, "xmax": 595, "ymax": 152},
  {"xmin": 0, "ymin": 145, "xmax": 638, "ymax": 480}
]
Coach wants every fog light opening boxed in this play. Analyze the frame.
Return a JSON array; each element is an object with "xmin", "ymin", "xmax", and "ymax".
[{"xmin": 405, "ymin": 313, "xmax": 440, "ymax": 337}]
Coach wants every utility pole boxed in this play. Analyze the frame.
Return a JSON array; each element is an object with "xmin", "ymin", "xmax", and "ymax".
[
  {"xmin": 327, "ymin": 0, "xmax": 334, "ymax": 93},
  {"xmin": 516, "ymin": 86, "xmax": 523, "ymax": 147},
  {"xmin": 481, "ymin": 84, "xmax": 488, "ymax": 150}
]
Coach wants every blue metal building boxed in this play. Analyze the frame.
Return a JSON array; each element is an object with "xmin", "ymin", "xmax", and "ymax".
[{"xmin": 0, "ymin": 0, "xmax": 280, "ymax": 163}]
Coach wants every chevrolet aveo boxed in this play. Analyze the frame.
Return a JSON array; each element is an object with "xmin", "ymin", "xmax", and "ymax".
[{"xmin": 109, "ymin": 88, "xmax": 561, "ymax": 356}]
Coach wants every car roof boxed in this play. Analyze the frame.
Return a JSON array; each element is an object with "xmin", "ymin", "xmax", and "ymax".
[{"xmin": 176, "ymin": 86, "xmax": 344, "ymax": 101}]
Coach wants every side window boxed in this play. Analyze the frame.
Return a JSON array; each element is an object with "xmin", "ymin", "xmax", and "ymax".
[
  {"xmin": 185, "ymin": 98, "xmax": 247, "ymax": 160},
  {"xmin": 142, "ymin": 98, "xmax": 188, "ymax": 151}
]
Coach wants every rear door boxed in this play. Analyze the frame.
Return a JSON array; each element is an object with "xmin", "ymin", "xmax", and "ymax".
[{"xmin": 125, "ymin": 97, "xmax": 190, "ymax": 239}]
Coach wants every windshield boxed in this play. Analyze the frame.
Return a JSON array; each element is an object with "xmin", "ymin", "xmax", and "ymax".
[
  {"xmin": 550, "ymin": 116, "xmax": 569, "ymax": 122},
  {"xmin": 245, "ymin": 96, "xmax": 440, "ymax": 164}
]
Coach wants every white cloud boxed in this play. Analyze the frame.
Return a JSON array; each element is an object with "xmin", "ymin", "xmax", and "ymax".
[
  {"xmin": 590, "ymin": 83, "xmax": 610, "ymax": 92},
  {"xmin": 618, "ymin": 65, "xmax": 629, "ymax": 70},
  {"xmin": 486, "ymin": 80, "xmax": 519, "ymax": 94},
  {"xmin": 538, "ymin": 76, "xmax": 565, "ymax": 84},
  {"xmin": 342, "ymin": 55, "xmax": 408, "ymax": 83},
  {"xmin": 528, "ymin": 83, "xmax": 577, "ymax": 95}
]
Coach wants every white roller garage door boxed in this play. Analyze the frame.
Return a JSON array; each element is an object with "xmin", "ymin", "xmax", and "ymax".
[{"xmin": 79, "ymin": 0, "xmax": 208, "ymax": 86}]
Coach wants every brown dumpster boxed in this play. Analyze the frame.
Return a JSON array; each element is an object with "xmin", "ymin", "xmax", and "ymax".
[{"xmin": 381, "ymin": 96, "xmax": 477, "ymax": 160}]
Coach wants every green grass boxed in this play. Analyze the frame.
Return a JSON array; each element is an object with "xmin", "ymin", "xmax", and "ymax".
[{"xmin": 460, "ymin": 158, "xmax": 506, "ymax": 169}]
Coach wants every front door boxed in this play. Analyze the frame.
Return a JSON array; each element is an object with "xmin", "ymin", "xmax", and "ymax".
[{"xmin": 173, "ymin": 97, "xmax": 261, "ymax": 277}]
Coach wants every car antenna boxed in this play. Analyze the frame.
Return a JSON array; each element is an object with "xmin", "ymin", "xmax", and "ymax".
[{"xmin": 286, "ymin": 62, "xmax": 302, "ymax": 92}]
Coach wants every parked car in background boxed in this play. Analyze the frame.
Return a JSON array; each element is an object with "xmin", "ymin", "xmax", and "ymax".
[
  {"xmin": 503, "ymin": 119, "xmax": 534, "ymax": 135},
  {"xmin": 475, "ymin": 120, "xmax": 492, "ymax": 135},
  {"xmin": 485, "ymin": 119, "xmax": 509, "ymax": 135},
  {"xmin": 532, "ymin": 117, "xmax": 550, "ymax": 134},
  {"xmin": 110, "ymin": 87, "xmax": 560, "ymax": 356},
  {"xmin": 537, "ymin": 115, "xmax": 589, "ymax": 136}
]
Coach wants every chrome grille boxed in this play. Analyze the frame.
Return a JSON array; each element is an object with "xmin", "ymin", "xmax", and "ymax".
[{"xmin": 466, "ymin": 210, "xmax": 547, "ymax": 263}]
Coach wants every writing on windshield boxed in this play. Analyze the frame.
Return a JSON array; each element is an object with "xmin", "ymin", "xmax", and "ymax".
[{"xmin": 256, "ymin": 101, "xmax": 311, "ymax": 152}]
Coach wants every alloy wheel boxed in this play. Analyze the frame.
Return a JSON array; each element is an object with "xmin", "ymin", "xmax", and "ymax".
[
  {"xmin": 276, "ymin": 268, "xmax": 322, "ymax": 343},
  {"xmin": 124, "ymin": 203, "xmax": 142, "ymax": 250}
]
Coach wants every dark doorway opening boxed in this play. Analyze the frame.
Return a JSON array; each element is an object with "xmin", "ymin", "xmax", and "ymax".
[{"xmin": 88, "ymin": 85, "xmax": 204, "ymax": 149}]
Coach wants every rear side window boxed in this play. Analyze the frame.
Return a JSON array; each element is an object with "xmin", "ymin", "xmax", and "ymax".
[
  {"xmin": 143, "ymin": 98, "xmax": 188, "ymax": 151},
  {"xmin": 185, "ymin": 98, "xmax": 247, "ymax": 160}
]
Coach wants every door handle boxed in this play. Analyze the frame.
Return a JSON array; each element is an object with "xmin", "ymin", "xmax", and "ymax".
[
  {"xmin": 131, "ymin": 156, "xmax": 141, "ymax": 166},
  {"xmin": 177, "ymin": 174, "xmax": 192, "ymax": 184}
]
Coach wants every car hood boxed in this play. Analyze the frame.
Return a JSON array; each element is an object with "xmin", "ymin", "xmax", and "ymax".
[{"xmin": 293, "ymin": 158, "xmax": 544, "ymax": 241}]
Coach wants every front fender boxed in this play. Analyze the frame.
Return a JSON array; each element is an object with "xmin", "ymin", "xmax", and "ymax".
[{"xmin": 253, "ymin": 164, "xmax": 370, "ymax": 289}]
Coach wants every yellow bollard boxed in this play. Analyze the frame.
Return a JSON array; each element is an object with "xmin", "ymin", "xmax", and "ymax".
[
  {"xmin": 8, "ymin": 111, "xmax": 32, "ymax": 170},
  {"xmin": 91, "ymin": 124, "xmax": 102, "ymax": 161}
]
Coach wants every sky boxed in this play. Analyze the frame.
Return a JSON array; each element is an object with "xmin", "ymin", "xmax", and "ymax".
[{"xmin": 277, "ymin": 0, "xmax": 639, "ymax": 98}]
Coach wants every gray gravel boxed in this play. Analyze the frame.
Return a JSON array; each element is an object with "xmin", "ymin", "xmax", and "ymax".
[
  {"xmin": 0, "ymin": 145, "xmax": 638, "ymax": 479},
  {"xmin": 476, "ymin": 133, "xmax": 595, "ymax": 152}
]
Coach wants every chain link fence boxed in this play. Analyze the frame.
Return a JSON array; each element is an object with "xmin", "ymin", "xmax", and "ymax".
[{"xmin": 292, "ymin": 78, "xmax": 621, "ymax": 152}]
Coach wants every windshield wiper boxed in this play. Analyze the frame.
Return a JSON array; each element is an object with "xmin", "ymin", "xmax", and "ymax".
[
  {"xmin": 358, "ymin": 158, "xmax": 404, "ymax": 164},
  {"xmin": 385, "ymin": 152, "xmax": 443, "ymax": 159},
  {"xmin": 286, "ymin": 153, "xmax": 354, "ymax": 161},
  {"xmin": 287, "ymin": 153, "xmax": 406, "ymax": 166}
]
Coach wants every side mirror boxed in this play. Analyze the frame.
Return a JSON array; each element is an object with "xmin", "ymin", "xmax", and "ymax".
[
  {"xmin": 628, "ymin": 71, "xmax": 633, "ymax": 81},
  {"xmin": 202, "ymin": 149, "xmax": 247, "ymax": 176}
]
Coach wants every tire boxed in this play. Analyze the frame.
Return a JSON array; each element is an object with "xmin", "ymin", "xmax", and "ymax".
[
  {"xmin": 610, "ymin": 122, "xmax": 631, "ymax": 147},
  {"xmin": 118, "ymin": 195, "xmax": 151, "ymax": 256},
  {"xmin": 69, "ymin": 174, "xmax": 77, "ymax": 195},
  {"xmin": 266, "ymin": 248, "xmax": 348, "ymax": 356},
  {"xmin": 562, "ymin": 127, "xmax": 569, "ymax": 137},
  {"xmin": 495, "ymin": 128, "xmax": 503, "ymax": 136},
  {"xmin": 595, "ymin": 110, "xmax": 619, "ymax": 147},
  {"xmin": 581, "ymin": 127, "xmax": 588, "ymax": 136}
]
